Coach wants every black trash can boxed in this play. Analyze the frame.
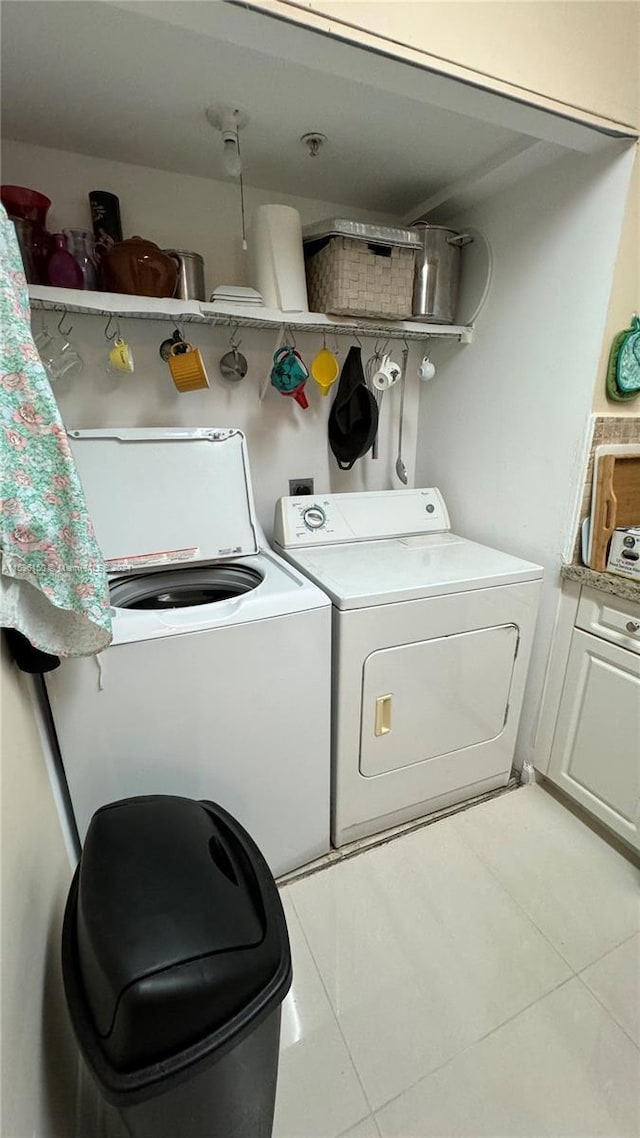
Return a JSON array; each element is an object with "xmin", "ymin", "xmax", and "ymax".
[{"xmin": 62, "ymin": 795, "xmax": 292, "ymax": 1138}]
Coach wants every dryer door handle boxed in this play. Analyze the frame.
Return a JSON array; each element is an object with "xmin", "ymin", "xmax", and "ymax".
[{"xmin": 375, "ymin": 694, "xmax": 392, "ymax": 737}]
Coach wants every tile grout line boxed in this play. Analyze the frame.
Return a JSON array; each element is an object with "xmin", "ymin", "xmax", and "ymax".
[
  {"xmin": 577, "ymin": 927, "xmax": 640, "ymax": 971},
  {"xmin": 452, "ymin": 809, "xmax": 640, "ymax": 978},
  {"xmin": 286, "ymin": 858, "xmax": 577, "ymax": 1123},
  {"xmin": 277, "ymin": 781, "xmax": 520, "ymax": 888},
  {"xmin": 285, "ymin": 796, "xmax": 575, "ymax": 1120},
  {"xmin": 574, "ymin": 971, "xmax": 640, "ymax": 1053},
  {"xmin": 336, "ymin": 1115, "xmax": 382, "ymax": 1138},
  {"xmin": 285, "ymin": 887, "xmax": 382, "ymax": 1127},
  {"xmin": 448, "ymin": 813, "xmax": 587, "ymax": 974},
  {"xmin": 575, "ymin": 935, "xmax": 640, "ymax": 1052},
  {"xmin": 284, "ymin": 792, "xmax": 638, "ymax": 1128},
  {"xmin": 370, "ymin": 973, "xmax": 578, "ymax": 1122}
]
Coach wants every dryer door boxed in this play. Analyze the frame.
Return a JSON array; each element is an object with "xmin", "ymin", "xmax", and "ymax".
[{"xmin": 360, "ymin": 624, "xmax": 518, "ymax": 777}]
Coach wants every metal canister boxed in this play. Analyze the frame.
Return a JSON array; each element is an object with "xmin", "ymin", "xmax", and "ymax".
[
  {"xmin": 164, "ymin": 249, "xmax": 206, "ymax": 301},
  {"xmin": 411, "ymin": 224, "xmax": 472, "ymax": 324}
]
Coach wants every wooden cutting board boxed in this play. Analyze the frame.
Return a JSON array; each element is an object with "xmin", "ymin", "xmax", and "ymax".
[{"xmin": 589, "ymin": 445, "xmax": 640, "ymax": 571}]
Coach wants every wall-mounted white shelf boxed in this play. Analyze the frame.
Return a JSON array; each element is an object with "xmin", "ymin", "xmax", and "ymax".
[
  {"xmin": 28, "ymin": 286, "xmax": 474, "ymax": 343},
  {"xmin": 28, "ymin": 285, "xmax": 204, "ymax": 323}
]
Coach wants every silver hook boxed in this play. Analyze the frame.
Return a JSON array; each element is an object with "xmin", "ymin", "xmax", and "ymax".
[
  {"xmin": 104, "ymin": 314, "xmax": 119, "ymax": 341},
  {"xmin": 229, "ymin": 324, "xmax": 242, "ymax": 351},
  {"xmin": 402, "ymin": 337, "xmax": 409, "ymax": 353},
  {"xmin": 57, "ymin": 309, "xmax": 73, "ymax": 337},
  {"xmin": 353, "ymin": 332, "xmax": 362, "ymax": 348}
]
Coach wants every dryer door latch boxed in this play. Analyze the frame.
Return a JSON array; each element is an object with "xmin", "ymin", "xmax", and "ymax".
[{"xmin": 375, "ymin": 694, "xmax": 392, "ymax": 737}]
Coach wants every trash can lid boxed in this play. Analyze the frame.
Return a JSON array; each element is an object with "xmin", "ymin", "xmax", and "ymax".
[{"xmin": 75, "ymin": 796, "xmax": 283, "ymax": 1070}]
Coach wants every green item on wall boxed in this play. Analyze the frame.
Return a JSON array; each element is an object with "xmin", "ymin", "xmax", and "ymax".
[
  {"xmin": 606, "ymin": 318, "xmax": 640, "ymax": 402},
  {"xmin": 616, "ymin": 314, "xmax": 640, "ymax": 393}
]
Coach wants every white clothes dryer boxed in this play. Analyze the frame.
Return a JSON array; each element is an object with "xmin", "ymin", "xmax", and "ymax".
[
  {"xmin": 45, "ymin": 428, "xmax": 331, "ymax": 876},
  {"xmin": 273, "ymin": 488, "xmax": 543, "ymax": 847}
]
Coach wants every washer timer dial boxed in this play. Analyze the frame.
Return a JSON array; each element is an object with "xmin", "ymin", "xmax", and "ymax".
[{"xmin": 302, "ymin": 504, "xmax": 326, "ymax": 531}]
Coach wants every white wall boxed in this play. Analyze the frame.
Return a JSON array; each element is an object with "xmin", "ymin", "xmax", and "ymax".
[
  {"xmin": 0, "ymin": 649, "xmax": 77, "ymax": 1138},
  {"xmin": 592, "ymin": 143, "xmax": 639, "ymax": 418},
  {"xmin": 3, "ymin": 140, "xmax": 423, "ymax": 534},
  {"xmin": 29, "ymin": 312, "xmax": 423, "ymax": 536},
  {"xmin": 415, "ymin": 143, "xmax": 636, "ymax": 770}
]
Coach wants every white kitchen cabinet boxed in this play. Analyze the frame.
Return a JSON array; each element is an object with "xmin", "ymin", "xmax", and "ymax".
[{"xmin": 547, "ymin": 590, "xmax": 640, "ymax": 852}]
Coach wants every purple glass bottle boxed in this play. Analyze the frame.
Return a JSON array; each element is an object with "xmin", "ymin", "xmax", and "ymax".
[
  {"xmin": 64, "ymin": 228, "xmax": 98, "ymax": 290},
  {"xmin": 48, "ymin": 233, "xmax": 84, "ymax": 289}
]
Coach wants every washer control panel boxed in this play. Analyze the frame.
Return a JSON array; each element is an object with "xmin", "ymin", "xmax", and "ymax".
[{"xmin": 273, "ymin": 488, "xmax": 450, "ymax": 548}]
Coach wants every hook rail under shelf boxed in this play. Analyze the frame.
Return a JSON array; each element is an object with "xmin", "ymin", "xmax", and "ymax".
[{"xmin": 28, "ymin": 286, "xmax": 474, "ymax": 344}]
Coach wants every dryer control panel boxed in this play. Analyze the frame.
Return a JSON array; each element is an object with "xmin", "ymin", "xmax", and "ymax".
[{"xmin": 274, "ymin": 488, "xmax": 450, "ymax": 548}]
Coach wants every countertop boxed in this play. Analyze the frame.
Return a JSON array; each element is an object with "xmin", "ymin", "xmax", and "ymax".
[{"xmin": 561, "ymin": 563, "xmax": 640, "ymax": 603}]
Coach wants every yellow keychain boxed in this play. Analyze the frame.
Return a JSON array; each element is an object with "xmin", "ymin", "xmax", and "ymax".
[{"xmin": 168, "ymin": 341, "xmax": 210, "ymax": 392}]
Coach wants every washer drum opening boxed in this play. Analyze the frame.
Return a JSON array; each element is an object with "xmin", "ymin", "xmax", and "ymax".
[{"xmin": 109, "ymin": 565, "xmax": 264, "ymax": 611}]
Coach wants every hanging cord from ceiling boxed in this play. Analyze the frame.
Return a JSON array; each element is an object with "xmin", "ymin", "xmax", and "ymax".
[{"xmin": 237, "ymin": 130, "xmax": 248, "ymax": 252}]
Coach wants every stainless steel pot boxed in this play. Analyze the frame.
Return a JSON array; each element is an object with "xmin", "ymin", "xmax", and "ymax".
[
  {"xmin": 164, "ymin": 249, "xmax": 206, "ymax": 301},
  {"xmin": 411, "ymin": 224, "xmax": 472, "ymax": 324}
]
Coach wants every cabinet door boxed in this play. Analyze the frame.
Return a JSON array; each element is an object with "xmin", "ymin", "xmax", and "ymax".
[{"xmin": 548, "ymin": 630, "xmax": 640, "ymax": 850}]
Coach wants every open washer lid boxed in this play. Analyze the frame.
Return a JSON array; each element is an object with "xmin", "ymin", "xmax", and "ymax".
[{"xmin": 68, "ymin": 428, "xmax": 259, "ymax": 571}]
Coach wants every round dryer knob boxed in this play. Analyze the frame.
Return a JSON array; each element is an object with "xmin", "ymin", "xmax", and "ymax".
[{"xmin": 302, "ymin": 505, "xmax": 326, "ymax": 530}]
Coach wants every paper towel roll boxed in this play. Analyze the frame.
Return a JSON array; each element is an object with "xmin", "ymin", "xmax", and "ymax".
[{"xmin": 250, "ymin": 205, "xmax": 309, "ymax": 313}]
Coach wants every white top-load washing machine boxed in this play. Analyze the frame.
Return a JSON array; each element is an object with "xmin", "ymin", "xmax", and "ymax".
[
  {"xmin": 273, "ymin": 488, "xmax": 543, "ymax": 847},
  {"xmin": 45, "ymin": 428, "xmax": 331, "ymax": 876}
]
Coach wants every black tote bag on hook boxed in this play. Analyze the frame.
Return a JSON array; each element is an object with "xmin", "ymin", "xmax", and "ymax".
[{"xmin": 328, "ymin": 345, "xmax": 379, "ymax": 470}]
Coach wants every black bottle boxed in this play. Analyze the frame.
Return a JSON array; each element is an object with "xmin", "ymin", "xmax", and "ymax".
[{"xmin": 89, "ymin": 190, "xmax": 122, "ymax": 250}]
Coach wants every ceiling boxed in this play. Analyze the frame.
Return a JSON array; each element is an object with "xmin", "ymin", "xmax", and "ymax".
[{"xmin": 0, "ymin": 0, "xmax": 528, "ymax": 215}]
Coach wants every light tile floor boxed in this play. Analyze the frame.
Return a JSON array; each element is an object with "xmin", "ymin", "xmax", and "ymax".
[{"xmin": 274, "ymin": 785, "xmax": 640, "ymax": 1138}]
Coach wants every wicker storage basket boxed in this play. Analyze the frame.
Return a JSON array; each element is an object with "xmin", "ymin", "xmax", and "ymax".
[{"xmin": 303, "ymin": 221, "xmax": 420, "ymax": 320}]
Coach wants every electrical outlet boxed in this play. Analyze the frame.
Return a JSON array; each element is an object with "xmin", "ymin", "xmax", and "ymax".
[{"xmin": 289, "ymin": 477, "xmax": 314, "ymax": 496}]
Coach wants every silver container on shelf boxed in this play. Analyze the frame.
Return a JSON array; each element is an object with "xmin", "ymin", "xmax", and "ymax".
[
  {"xmin": 410, "ymin": 224, "xmax": 472, "ymax": 324},
  {"xmin": 164, "ymin": 249, "xmax": 206, "ymax": 301}
]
